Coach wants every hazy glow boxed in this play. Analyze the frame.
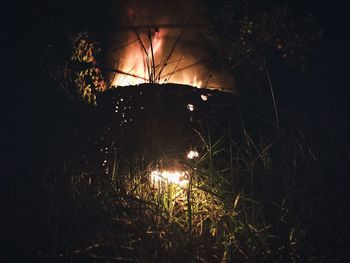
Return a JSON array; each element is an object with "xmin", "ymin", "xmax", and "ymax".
[
  {"xmin": 187, "ymin": 150, "xmax": 199, "ymax": 159},
  {"xmin": 150, "ymin": 170, "xmax": 189, "ymax": 187},
  {"xmin": 111, "ymin": 29, "xmax": 204, "ymax": 88}
]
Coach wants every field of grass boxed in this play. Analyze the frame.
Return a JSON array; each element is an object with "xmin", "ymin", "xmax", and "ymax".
[{"xmin": 4, "ymin": 83, "xmax": 345, "ymax": 262}]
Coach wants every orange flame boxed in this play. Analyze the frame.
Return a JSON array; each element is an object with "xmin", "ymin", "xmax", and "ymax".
[
  {"xmin": 111, "ymin": 28, "xmax": 205, "ymax": 88},
  {"xmin": 107, "ymin": 1, "xmax": 234, "ymax": 92}
]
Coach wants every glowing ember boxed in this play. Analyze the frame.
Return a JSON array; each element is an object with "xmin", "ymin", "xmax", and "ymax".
[
  {"xmin": 187, "ymin": 104, "xmax": 195, "ymax": 111},
  {"xmin": 187, "ymin": 150, "xmax": 199, "ymax": 159},
  {"xmin": 200, "ymin": 94, "xmax": 208, "ymax": 101},
  {"xmin": 150, "ymin": 170, "xmax": 189, "ymax": 187}
]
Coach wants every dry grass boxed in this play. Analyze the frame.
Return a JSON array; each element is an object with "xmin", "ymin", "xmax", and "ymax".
[{"xmin": 17, "ymin": 84, "xmax": 348, "ymax": 263}]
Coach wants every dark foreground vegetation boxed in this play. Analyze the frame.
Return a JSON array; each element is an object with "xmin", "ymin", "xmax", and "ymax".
[
  {"xmin": 3, "ymin": 0, "xmax": 350, "ymax": 262},
  {"xmin": 4, "ymin": 81, "xmax": 349, "ymax": 262}
]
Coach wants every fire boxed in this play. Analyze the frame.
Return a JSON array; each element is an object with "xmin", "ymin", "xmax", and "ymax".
[
  {"xmin": 111, "ymin": 28, "xmax": 205, "ymax": 88},
  {"xmin": 200, "ymin": 94, "xmax": 208, "ymax": 101},
  {"xmin": 187, "ymin": 150, "xmax": 199, "ymax": 159},
  {"xmin": 112, "ymin": 31, "xmax": 162, "ymax": 86},
  {"xmin": 187, "ymin": 104, "xmax": 195, "ymax": 111},
  {"xmin": 150, "ymin": 170, "xmax": 189, "ymax": 187},
  {"xmin": 105, "ymin": 0, "xmax": 235, "ymax": 92}
]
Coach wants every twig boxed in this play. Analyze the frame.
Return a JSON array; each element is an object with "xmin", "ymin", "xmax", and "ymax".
[
  {"xmin": 264, "ymin": 58, "xmax": 279, "ymax": 130},
  {"xmin": 111, "ymin": 38, "xmax": 139, "ymax": 51},
  {"xmin": 102, "ymin": 67, "xmax": 147, "ymax": 82},
  {"xmin": 148, "ymin": 29, "xmax": 156, "ymax": 83},
  {"xmin": 161, "ymin": 58, "xmax": 207, "ymax": 79},
  {"xmin": 156, "ymin": 10, "xmax": 195, "ymax": 81},
  {"xmin": 134, "ymin": 29, "xmax": 151, "ymax": 82},
  {"xmin": 166, "ymin": 56, "xmax": 184, "ymax": 83}
]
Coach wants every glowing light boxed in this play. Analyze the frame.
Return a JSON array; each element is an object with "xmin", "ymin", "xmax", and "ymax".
[
  {"xmin": 187, "ymin": 150, "xmax": 199, "ymax": 159},
  {"xmin": 111, "ymin": 29, "xmax": 207, "ymax": 88},
  {"xmin": 187, "ymin": 104, "xmax": 194, "ymax": 111},
  {"xmin": 200, "ymin": 94, "xmax": 208, "ymax": 101},
  {"xmin": 191, "ymin": 75, "xmax": 202, "ymax": 88},
  {"xmin": 150, "ymin": 170, "xmax": 189, "ymax": 187},
  {"xmin": 112, "ymin": 30, "xmax": 163, "ymax": 86}
]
